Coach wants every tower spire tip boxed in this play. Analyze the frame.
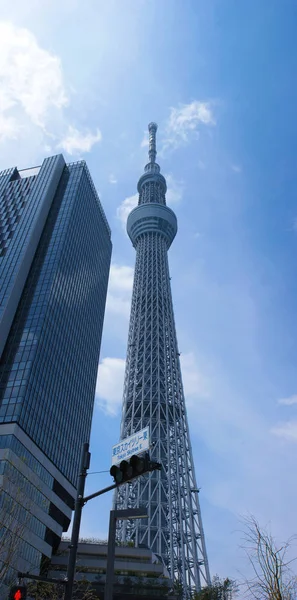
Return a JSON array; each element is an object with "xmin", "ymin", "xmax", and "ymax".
[{"xmin": 148, "ymin": 122, "xmax": 158, "ymax": 163}]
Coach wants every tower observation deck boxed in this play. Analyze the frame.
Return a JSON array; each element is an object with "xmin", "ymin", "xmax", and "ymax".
[{"xmin": 115, "ymin": 123, "xmax": 210, "ymax": 596}]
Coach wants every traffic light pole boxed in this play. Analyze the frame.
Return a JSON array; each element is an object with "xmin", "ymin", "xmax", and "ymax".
[
  {"xmin": 63, "ymin": 446, "xmax": 161, "ymax": 600},
  {"xmin": 64, "ymin": 442, "xmax": 90, "ymax": 600},
  {"xmin": 63, "ymin": 451, "xmax": 129, "ymax": 600}
]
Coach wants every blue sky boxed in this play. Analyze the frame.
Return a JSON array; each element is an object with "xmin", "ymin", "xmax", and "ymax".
[{"xmin": 1, "ymin": 0, "xmax": 297, "ymax": 585}]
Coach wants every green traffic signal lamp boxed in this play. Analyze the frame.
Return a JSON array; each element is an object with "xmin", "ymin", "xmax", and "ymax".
[{"xmin": 9, "ymin": 585, "xmax": 27, "ymax": 600}]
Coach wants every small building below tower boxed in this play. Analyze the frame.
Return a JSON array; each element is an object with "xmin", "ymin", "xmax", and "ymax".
[{"xmin": 46, "ymin": 540, "xmax": 175, "ymax": 599}]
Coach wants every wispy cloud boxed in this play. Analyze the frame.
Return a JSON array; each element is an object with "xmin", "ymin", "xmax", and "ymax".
[
  {"xmin": 0, "ymin": 21, "xmax": 68, "ymax": 136},
  {"xmin": 161, "ymin": 100, "xmax": 215, "ymax": 154},
  {"xmin": 116, "ymin": 193, "xmax": 138, "ymax": 228},
  {"xmin": 180, "ymin": 352, "xmax": 209, "ymax": 402},
  {"xmin": 278, "ymin": 394, "xmax": 297, "ymax": 405},
  {"xmin": 58, "ymin": 125, "xmax": 102, "ymax": 155},
  {"xmin": 272, "ymin": 395, "xmax": 297, "ymax": 441},
  {"xmin": 96, "ymin": 357, "xmax": 126, "ymax": 416},
  {"xmin": 231, "ymin": 164, "xmax": 242, "ymax": 173},
  {"xmin": 271, "ymin": 420, "xmax": 297, "ymax": 441},
  {"xmin": 184, "ymin": 354, "xmax": 297, "ymax": 525},
  {"xmin": 0, "ymin": 20, "xmax": 102, "ymax": 158},
  {"xmin": 140, "ymin": 131, "xmax": 149, "ymax": 148},
  {"xmin": 108, "ymin": 264, "xmax": 134, "ymax": 292},
  {"xmin": 165, "ymin": 174, "xmax": 183, "ymax": 205},
  {"xmin": 106, "ymin": 263, "xmax": 134, "ymax": 318},
  {"xmin": 0, "ymin": 113, "xmax": 19, "ymax": 143}
]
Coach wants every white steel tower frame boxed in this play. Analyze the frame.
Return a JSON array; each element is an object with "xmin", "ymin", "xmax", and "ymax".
[{"xmin": 115, "ymin": 123, "xmax": 210, "ymax": 596}]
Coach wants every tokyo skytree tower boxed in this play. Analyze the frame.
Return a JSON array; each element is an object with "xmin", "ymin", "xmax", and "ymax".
[{"xmin": 115, "ymin": 123, "xmax": 210, "ymax": 594}]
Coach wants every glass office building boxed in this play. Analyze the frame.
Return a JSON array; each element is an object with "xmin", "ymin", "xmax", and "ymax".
[{"xmin": 0, "ymin": 156, "xmax": 112, "ymax": 585}]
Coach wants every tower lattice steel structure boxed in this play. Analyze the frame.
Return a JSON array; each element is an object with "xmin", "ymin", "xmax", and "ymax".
[{"xmin": 115, "ymin": 123, "xmax": 210, "ymax": 595}]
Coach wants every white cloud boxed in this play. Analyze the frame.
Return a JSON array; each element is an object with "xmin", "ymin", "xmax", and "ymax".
[
  {"xmin": 180, "ymin": 352, "xmax": 209, "ymax": 402},
  {"xmin": 278, "ymin": 395, "xmax": 297, "ymax": 405},
  {"xmin": 183, "ymin": 352, "xmax": 297, "ymax": 533},
  {"xmin": 162, "ymin": 100, "xmax": 215, "ymax": 153},
  {"xmin": 271, "ymin": 421, "xmax": 297, "ymax": 441},
  {"xmin": 116, "ymin": 193, "xmax": 138, "ymax": 228},
  {"xmin": 106, "ymin": 294, "xmax": 132, "ymax": 318},
  {"xmin": 108, "ymin": 264, "xmax": 134, "ymax": 292},
  {"xmin": 0, "ymin": 21, "xmax": 68, "ymax": 134},
  {"xmin": 0, "ymin": 21, "xmax": 102, "ymax": 159},
  {"xmin": 0, "ymin": 113, "xmax": 19, "ymax": 142},
  {"xmin": 95, "ymin": 357, "xmax": 126, "ymax": 416},
  {"xmin": 58, "ymin": 125, "xmax": 102, "ymax": 155},
  {"xmin": 140, "ymin": 131, "xmax": 149, "ymax": 148},
  {"xmin": 106, "ymin": 263, "xmax": 134, "ymax": 318},
  {"xmin": 231, "ymin": 164, "xmax": 242, "ymax": 173},
  {"xmin": 165, "ymin": 173, "xmax": 183, "ymax": 206},
  {"xmin": 109, "ymin": 174, "xmax": 117, "ymax": 184}
]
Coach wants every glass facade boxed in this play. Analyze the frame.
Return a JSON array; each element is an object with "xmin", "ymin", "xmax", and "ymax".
[
  {"xmin": 0, "ymin": 159, "xmax": 111, "ymax": 484},
  {"xmin": 0, "ymin": 171, "xmax": 37, "ymax": 326},
  {"xmin": 0, "ymin": 156, "xmax": 112, "ymax": 587},
  {"xmin": 0, "ymin": 434, "xmax": 53, "ymax": 487}
]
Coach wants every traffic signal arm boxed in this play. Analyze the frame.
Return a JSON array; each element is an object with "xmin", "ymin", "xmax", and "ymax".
[{"xmin": 83, "ymin": 454, "xmax": 161, "ymax": 505}]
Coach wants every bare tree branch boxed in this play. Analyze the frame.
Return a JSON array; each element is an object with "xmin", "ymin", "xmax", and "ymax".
[{"xmin": 240, "ymin": 515, "xmax": 297, "ymax": 600}]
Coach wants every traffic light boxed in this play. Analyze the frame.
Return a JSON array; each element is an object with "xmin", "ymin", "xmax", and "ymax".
[
  {"xmin": 9, "ymin": 585, "xmax": 27, "ymax": 600},
  {"xmin": 110, "ymin": 453, "xmax": 161, "ymax": 485}
]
